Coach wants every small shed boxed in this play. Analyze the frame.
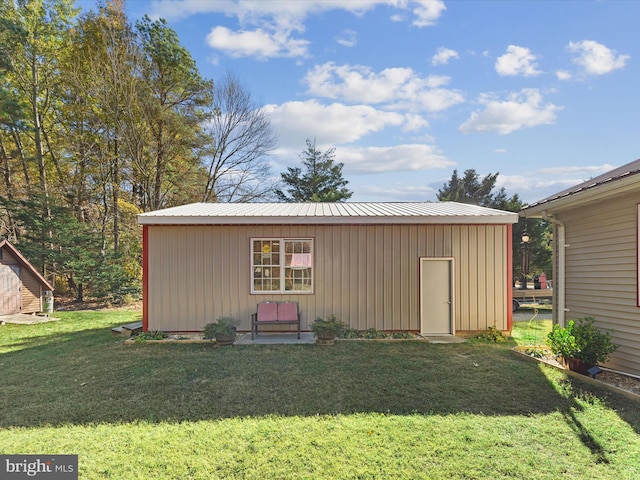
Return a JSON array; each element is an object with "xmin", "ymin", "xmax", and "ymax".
[
  {"xmin": 0, "ymin": 238, "xmax": 54, "ymax": 315},
  {"xmin": 521, "ymin": 159, "xmax": 640, "ymax": 375},
  {"xmin": 138, "ymin": 202, "xmax": 518, "ymax": 336}
]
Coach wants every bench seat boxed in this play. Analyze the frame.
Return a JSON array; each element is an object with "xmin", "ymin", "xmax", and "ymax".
[{"xmin": 251, "ymin": 302, "xmax": 301, "ymax": 339}]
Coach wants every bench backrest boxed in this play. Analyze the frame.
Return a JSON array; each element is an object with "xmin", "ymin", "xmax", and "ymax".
[
  {"xmin": 278, "ymin": 302, "xmax": 298, "ymax": 321},
  {"xmin": 255, "ymin": 302, "xmax": 298, "ymax": 322},
  {"xmin": 256, "ymin": 302, "xmax": 278, "ymax": 321}
]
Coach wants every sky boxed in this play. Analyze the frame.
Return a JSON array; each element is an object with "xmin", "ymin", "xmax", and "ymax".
[{"xmin": 78, "ymin": 0, "xmax": 640, "ymax": 204}]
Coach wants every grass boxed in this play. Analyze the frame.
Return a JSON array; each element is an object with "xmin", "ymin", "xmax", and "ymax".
[
  {"xmin": 1, "ymin": 311, "xmax": 640, "ymax": 479},
  {"xmin": 512, "ymin": 318, "xmax": 553, "ymax": 346}
]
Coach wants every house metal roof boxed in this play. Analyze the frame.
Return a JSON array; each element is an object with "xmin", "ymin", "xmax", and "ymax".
[
  {"xmin": 137, "ymin": 202, "xmax": 519, "ymax": 225},
  {"xmin": 522, "ymin": 158, "xmax": 640, "ymax": 216}
]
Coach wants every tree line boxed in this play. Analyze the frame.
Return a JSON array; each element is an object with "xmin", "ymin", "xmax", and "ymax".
[{"xmin": 0, "ymin": 0, "xmax": 279, "ymax": 302}]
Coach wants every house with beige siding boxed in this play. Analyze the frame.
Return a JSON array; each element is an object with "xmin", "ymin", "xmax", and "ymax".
[
  {"xmin": 0, "ymin": 238, "xmax": 54, "ymax": 315},
  {"xmin": 521, "ymin": 159, "xmax": 640, "ymax": 376},
  {"xmin": 138, "ymin": 202, "xmax": 518, "ymax": 337}
]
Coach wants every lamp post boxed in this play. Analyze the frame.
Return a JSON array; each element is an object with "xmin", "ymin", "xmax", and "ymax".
[{"xmin": 521, "ymin": 231, "xmax": 530, "ymax": 290}]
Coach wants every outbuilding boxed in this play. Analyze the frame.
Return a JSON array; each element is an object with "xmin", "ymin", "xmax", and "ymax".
[
  {"xmin": 0, "ymin": 238, "xmax": 54, "ymax": 315},
  {"xmin": 138, "ymin": 202, "xmax": 518, "ymax": 336},
  {"xmin": 521, "ymin": 159, "xmax": 640, "ymax": 375}
]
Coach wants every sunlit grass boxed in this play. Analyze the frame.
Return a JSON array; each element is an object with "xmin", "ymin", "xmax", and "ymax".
[
  {"xmin": 1, "ymin": 310, "xmax": 640, "ymax": 479},
  {"xmin": 512, "ymin": 319, "xmax": 553, "ymax": 346}
]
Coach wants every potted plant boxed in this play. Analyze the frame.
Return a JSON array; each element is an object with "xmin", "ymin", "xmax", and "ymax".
[
  {"xmin": 311, "ymin": 314, "xmax": 346, "ymax": 345},
  {"xmin": 203, "ymin": 317, "xmax": 239, "ymax": 346},
  {"xmin": 547, "ymin": 317, "xmax": 618, "ymax": 374}
]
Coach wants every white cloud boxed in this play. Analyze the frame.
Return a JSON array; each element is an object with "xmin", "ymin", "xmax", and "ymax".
[
  {"xmin": 338, "ymin": 144, "xmax": 454, "ymax": 173},
  {"xmin": 567, "ymin": 40, "xmax": 630, "ymax": 75},
  {"xmin": 498, "ymin": 163, "xmax": 619, "ymax": 203},
  {"xmin": 264, "ymin": 100, "xmax": 406, "ymax": 147},
  {"xmin": 432, "ymin": 47, "xmax": 459, "ymax": 66},
  {"xmin": 357, "ymin": 183, "xmax": 440, "ymax": 201},
  {"xmin": 304, "ymin": 63, "xmax": 464, "ymax": 112},
  {"xmin": 495, "ymin": 45, "xmax": 542, "ymax": 77},
  {"xmin": 459, "ymin": 89, "xmax": 561, "ymax": 135},
  {"xmin": 206, "ymin": 26, "xmax": 309, "ymax": 59},
  {"xmin": 336, "ymin": 29, "xmax": 357, "ymax": 47},
  {"xmin": 555, "ymin": 70, "xmax": 571, "ymax": 81},
  {"xmin": 151, "ymin": 1, "xmax": 444, "ymax": 59},
  {"xmin": 537, "ymin": 164, "xmax": 617, "ymax": 176},
  {"xmin": 411, "ymin": 0, "xmax": 447, "ymax": 27}
]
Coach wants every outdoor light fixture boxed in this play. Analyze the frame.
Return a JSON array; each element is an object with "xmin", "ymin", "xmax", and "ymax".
[{"xmin": 587, "ymin": 366, "xmax": 603, "ymax": 379}]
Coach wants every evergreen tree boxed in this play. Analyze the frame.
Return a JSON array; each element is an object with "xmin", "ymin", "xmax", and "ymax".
[
  {"xmin": 275, "ymin": 139, "xmax": 352, "ymax": 202},
  {"xmin": 438, "ymin": 168, "xmax": 552, "ymax": 282},
  {"xmin": 437, "ymin": 169, "xmax": 498, "ymax": 206}
]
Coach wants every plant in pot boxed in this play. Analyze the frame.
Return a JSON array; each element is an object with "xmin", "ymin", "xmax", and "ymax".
[
  {"xmin": 204, "ymin": 317, "xmax": 239, "ymax": 346},
  {"xmin": 311, "ymin": 314, "xmax": 346, "ymax": 345},
  {"xmin": 547, "ymin": 317, "xmax": 618, "ymax": 375}
]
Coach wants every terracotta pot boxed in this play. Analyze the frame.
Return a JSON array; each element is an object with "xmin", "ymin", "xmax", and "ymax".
[
  {"xmin": 564, "ymin": 357, "xmax": 594, "ymax": 375},
  {"xmin": 315, "ymin": 331, "xmax": 338, "ymax": 345},
  {"xmin": 215, "ymin": 333, "xmax": 236, "ymax": 346}
]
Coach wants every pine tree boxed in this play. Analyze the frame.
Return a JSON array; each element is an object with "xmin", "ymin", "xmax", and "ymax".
[{"xmin": 275, "ymin": 139, "xmax": 352, "ymax": 202}]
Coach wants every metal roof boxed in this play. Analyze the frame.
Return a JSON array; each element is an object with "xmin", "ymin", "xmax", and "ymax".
[
  {"xmin": 138, "ymin": 202, "xmax": 518, "ymax": 225},
  {"xmin": 522, "ymin": 158, "xmax": 640, "ymax": 216}
]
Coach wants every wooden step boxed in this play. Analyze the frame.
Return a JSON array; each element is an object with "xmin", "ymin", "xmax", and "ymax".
[{"xmin": 112, "ymin": 321, "xmax": 143, "ymax": 336}]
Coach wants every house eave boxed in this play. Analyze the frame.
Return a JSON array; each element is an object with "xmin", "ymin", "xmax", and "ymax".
[
  {"xmin": 521, "ymin": 175, "xmax": 640, "ymax": 218},
  {"xmin": 138, "ymin": 215, "xmax": 518, "ymax": 226}
]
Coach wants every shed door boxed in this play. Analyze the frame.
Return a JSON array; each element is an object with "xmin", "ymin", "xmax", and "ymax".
[
  {"xmin": 0, "ymin": 265, "xmax": 21, "ymax": 315},
  {"xmin": 420, "ymin": 258, "xmax": 453, "ymax": 335}
]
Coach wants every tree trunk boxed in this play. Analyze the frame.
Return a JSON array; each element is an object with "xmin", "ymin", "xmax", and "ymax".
[
  {"xmin": 0, "ymin": 136, "xmax": 14, "ymax": 199},
  {"xmin": 112, "ymin": 139, "xmax": 120, "ymax": 254},
  {"xmin": 11, "ymin": 129, "xmax": 31, "ymax": 187}
]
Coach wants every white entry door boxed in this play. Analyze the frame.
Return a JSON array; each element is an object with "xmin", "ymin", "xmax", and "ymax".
[{"xmin": 420, "ymin": 258, "xmax": 453, "ymax": 335}]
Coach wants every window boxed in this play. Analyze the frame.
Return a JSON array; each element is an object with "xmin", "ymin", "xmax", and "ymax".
[{"xmin": 252, "ymin": 238, "xmax": 313, "ymax": 294}]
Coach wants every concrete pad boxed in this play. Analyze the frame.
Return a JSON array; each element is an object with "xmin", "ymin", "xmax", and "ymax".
[
  {"xmin": 236, "ymin": 332, "xmax": 315, "ymax": 345},
  {"xmin": 422, "ymin": 335, "xmax": 466, "ymax": 344},
  {"xmin": 0, "ymin": 313, "xmax": 60, "ymax": 325}
]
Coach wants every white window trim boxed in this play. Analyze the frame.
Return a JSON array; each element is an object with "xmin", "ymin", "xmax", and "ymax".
[{"xmin": 251, "ymin": 238, "xmax": 314, "ymax": 294}]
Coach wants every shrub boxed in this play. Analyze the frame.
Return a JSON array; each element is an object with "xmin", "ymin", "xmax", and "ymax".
[
  {"xmin": 203, "ymin": 317, "xmax": 239, "ymax": 339},
  {"xmin": 134, "ymin": 331, "xmax": 167, "ymax": 343},
  {"xmin": 311, "ymin": 314, "xmax": 346, "ymax": 338},
  {"xmin": 547, "ymin": 317, "xmax": 618, "ymax": 365},
  {"xmin": 476, "ymin": 325, "xmax": 506, "ymax": 343}
]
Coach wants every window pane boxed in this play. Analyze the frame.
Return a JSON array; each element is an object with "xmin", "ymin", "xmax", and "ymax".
[{"xmin": 253, "ymin": 238, "xmax": 312, "ymax": 293}]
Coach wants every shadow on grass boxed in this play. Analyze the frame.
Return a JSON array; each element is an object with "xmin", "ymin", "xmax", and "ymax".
[{"xmin": 1, "ymin": 323, "xmax": 639, "ymax": 464}]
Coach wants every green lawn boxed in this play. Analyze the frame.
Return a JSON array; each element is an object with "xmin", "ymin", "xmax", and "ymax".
[{"xmin": 1, "ymin": 311, "xmax": 639, "ymax": 479}]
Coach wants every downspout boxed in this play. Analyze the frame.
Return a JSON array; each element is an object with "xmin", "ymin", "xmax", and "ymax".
[{"xmin": 542, "ymin": 211, "xmax": 567, "ymax": 327}]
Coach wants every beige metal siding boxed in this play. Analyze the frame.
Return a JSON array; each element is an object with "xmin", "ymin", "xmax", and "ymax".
[
  {"xmin": 558, "ymin": 191, "xmax": 640, "ymax": 375},
  {"xmin": 147, "ymin": 224, "xmax": 509, "ymax": 333}
]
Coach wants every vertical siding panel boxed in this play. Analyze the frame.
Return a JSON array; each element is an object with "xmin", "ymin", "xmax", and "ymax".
[
  {"xmin": 479, "ymin": 226, "xmax": 489, "ymax": 329},
  {"xmin": 455, "ymin": 225, "xmax": 466, "ymax": 331},
  {"xmin": 382, "ymin": 226, "xmax": 392, "ymax": 329},
  {"xmin": 486, "ymin": 226, "xmax": 495, "ymax": 328},
  {"xmin": 410, "ymin": 224, "xmax": 418, "ymax": 330}
]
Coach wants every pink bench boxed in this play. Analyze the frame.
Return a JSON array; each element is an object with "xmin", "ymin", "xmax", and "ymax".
[{"xmin": 251, "ymin": 302, "xmax": 301, "ymax": 340}]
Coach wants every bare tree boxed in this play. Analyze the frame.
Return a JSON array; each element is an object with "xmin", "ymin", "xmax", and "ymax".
[{"xmin": 201, "ymin": 72, "xmax": 278, "ymax": 203}]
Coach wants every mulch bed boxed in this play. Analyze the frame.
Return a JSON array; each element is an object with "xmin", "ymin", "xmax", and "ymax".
[{"xmin": 512, "ymin": 345, "xmax": 640, "ymax": 399}]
